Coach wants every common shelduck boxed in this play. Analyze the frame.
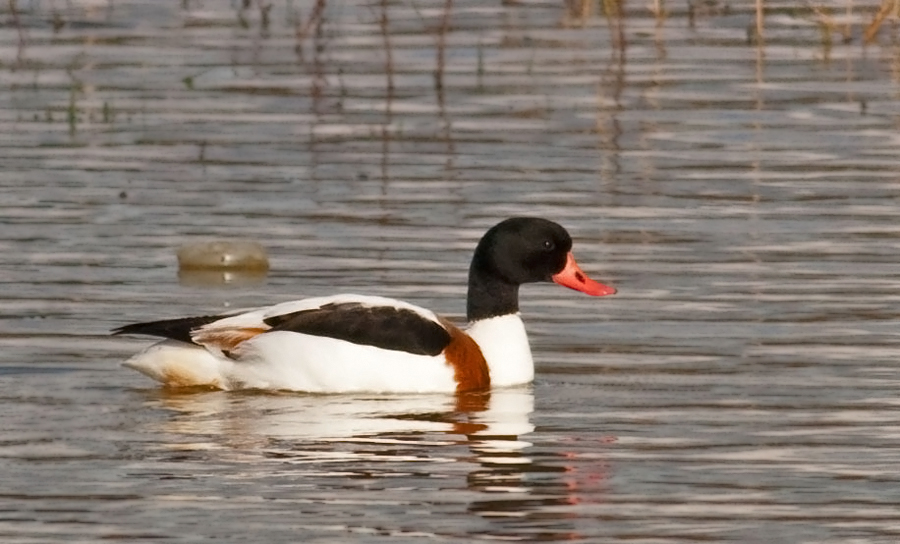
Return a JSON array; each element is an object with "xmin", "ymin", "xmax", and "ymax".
[{"xmin": 113, "ymin": 217, "xmax": 616, "ymax": 393}]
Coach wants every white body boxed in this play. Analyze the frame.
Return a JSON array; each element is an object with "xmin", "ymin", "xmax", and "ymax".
[
  {"xmin": 466, "ymin": 314, "xmax": 534, "ymax": 387},
  {"xmin": 122, "ymin": 294, "xmax": 535, "ymax": 393}
]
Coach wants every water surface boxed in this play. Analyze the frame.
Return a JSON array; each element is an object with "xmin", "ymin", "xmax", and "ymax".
[{"xmin": 2, "ymin": 0, "xmax": 900, "ymax": 541}]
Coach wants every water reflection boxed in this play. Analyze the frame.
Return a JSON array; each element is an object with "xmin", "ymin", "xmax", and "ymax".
[
  {"xmin": 177, "ymin": 268, "xmax": 269, "ymax": 287},
  {"xmin": 136, "ymin": 387, "xmax": 613, "ymax": 536},
  {"xmin": 146, "ymin": 387, "xmax": 533, "ymax": 447}
]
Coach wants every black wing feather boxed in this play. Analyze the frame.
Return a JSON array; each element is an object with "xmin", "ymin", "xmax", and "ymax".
[
  {"xmin": 111, "ymin": 314, "xmax": 232, "ymax": 344},
  {"xmin": 263, "ymin": 302, "xmax": 451, "ymax": 357}
]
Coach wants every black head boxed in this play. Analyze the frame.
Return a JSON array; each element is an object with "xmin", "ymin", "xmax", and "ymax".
[
  {"xmin": 470, "ymin": 217, "xmax": 572, "ymax": 285},
  {"xmin": 466, "ymin": 217, "xmax": 615, "ymax": 321},
  {"xmin": 467, "ymin": 218, "xmax": 572, "ymax": 321}
]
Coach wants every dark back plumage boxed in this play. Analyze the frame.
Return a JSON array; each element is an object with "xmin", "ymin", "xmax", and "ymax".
[
  {"xmin": 111, "ymin": 314, "xmax": 232, "ymax": 344},
  {"xmin": 263, "ymin": 302, "xmax": 451, "ymax": 357}
]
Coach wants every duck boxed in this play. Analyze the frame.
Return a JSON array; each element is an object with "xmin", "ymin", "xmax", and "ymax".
[{"xmin": 113, "ymin": 217, "xmax": 616, "ymax": 393}]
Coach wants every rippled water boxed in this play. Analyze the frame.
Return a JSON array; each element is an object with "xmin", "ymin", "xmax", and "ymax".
[{"xmin": 3, "ymin": 0, "xmax": 900, "ymax": 541}]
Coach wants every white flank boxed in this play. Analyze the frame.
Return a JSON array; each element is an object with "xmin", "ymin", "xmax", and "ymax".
[
  {"xmin": 229, "ymin": 331, "xmax": 456, "ymax": 393},
  {"xmin": 123, "ymin": 294, "xmax": 458, "ymax": 393}
]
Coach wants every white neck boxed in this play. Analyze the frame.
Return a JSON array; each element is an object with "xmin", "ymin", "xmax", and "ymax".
[{"xmin": 466, "ymin": 314, "xmax": 534, "ymax": 387}]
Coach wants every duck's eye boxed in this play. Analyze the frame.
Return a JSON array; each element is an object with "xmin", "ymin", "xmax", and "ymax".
[{"xmin": 542, "ymin": 240, "xmax": 555, "ymax": 251}]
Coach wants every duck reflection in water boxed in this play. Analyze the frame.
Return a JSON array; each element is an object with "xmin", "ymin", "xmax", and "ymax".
[
  {"xmin": 144, "ymin": 387, "xmax": 535, "ymax": 450},
  {"xmin": 139, "ymin": 386, "xmax": 611, "ymax": 540}
]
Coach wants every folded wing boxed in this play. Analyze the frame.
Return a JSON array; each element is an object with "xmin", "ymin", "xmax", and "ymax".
[
  {"xmin": 263, "ymin": 302, "xmax": 451, "ymax": 356},
  {"xmin": 114, "ymin": 295, "xmax": 453, "ymax": 357}
]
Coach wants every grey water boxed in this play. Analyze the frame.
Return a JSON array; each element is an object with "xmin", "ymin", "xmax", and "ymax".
[{"xmin": 3, "ymin": 0, "xmax": 900, "ymax": 541}]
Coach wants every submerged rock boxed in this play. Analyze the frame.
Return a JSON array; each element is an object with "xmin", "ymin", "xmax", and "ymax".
[
  {"xmin": 177, "ymin": 241, "xmax": 269, "ymax": 272},
  {"xmin": 177, "ymin": 268, "xmax": 268, "ymax": 287}
]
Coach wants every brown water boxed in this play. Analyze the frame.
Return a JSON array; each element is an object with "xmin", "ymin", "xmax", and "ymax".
[{"xmin": 3, "ymin": 0, "xmax": 900, "ymax": 542}]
